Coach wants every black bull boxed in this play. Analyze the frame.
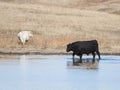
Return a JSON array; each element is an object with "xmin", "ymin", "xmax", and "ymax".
[{"xmin": 66, "ymin": 40, "xmax": 101, "ymax": 63}]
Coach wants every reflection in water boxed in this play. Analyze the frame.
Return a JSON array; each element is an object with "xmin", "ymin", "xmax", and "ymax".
[
  {"xmin": 20, "ymin": 55, "xmax": 28, "ymax": 75},
  {"xmin": 67, "ymin": 58, "xmax": 99, "ymax": 69},
  {"xmin": 19, "ymin": 55, "xmax": 29, "ymax": 89},
  {"xmin": 67, "ymin": 61, "xmax": 99, "ymax": 69}
]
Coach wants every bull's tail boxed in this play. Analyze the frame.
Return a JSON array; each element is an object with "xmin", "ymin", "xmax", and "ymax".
[
  {"xmin": 95, "ymin": 40, "xmax": 101, "ymax": 60},
  {"xmin": 96, "ymin": 51, "xmax": 101, "ymax": 60}
]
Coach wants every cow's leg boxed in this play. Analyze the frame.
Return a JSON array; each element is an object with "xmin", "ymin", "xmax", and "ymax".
[
  {"xmin": 26, "ymin": 40, "xmax": 28, "ymax": 42},
  {"xmin": 72, "ymin": 53, "xmax": 75, "ymax": 64},
  {"xmin": 96, "ymin": 51, "xmax": 101, "ymax": 60},
  {"xmin": 92, "ymin": 52, "xmax": 96, "ymax": 63},
  {"xmin": 79, "ymin": 54, "xmax": 82, "ymax": 63}
]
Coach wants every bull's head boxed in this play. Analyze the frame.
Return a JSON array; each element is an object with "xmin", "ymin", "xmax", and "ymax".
[{"xmin": 66, "ymin": 43, "xmax": 72, "ymax": 52}]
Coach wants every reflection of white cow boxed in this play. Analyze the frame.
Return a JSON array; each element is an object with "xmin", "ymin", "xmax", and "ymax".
[{"xmin": 18, "ymin": 31, "xmax": 33, "ymax": 45}]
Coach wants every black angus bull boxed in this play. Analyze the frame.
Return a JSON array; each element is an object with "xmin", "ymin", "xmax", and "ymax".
[{"xmin": 66, "ymin": 40, "xmax": 101, "ymax": 64}]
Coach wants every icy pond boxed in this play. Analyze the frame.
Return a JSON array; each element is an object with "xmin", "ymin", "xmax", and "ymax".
[{"xmin": 0, "ymin": 55, "xmax": 120, "ymax": 90}]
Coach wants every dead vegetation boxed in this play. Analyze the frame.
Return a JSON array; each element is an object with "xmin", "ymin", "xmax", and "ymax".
[{"xmin": 0, "ymin": 0, "xmax": 120, "ymax": 54}]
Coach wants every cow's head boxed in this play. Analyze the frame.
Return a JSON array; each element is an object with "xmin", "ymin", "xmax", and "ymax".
[
  {"xmin": 66, "ymin": 43, "xmax": 72, "ymax": 52},
  {"xmin": 28, "ymin": 31, "xmax": 33, "ymax": 37}
]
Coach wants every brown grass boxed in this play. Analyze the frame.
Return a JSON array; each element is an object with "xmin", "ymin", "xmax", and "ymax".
[{"xmin": 0, "ymin": 1, "xmax": 120, "ymax": 54}]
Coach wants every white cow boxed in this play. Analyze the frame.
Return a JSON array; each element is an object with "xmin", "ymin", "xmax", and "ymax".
[{"xmin": 18, "ymin": 31, "xmax": 33, "ymax": 45}]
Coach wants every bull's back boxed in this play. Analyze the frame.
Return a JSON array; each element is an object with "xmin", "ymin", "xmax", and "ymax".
[{"xmin": 71, "ymin": 40, "xmax": 98, "ymax": 53}]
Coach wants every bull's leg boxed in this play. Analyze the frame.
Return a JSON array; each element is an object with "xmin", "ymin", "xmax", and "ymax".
[
  {"xmin": 92, "ymin": 52, "xmax": 96, "ymax": 63},
  {"xmin": 79, "ymin": 54, "xmax": 82, "ymax": 63},
  {"xmin": 96, "ymin": 51, "xmax": 101, "ymax": 60},
  {"xmin": 72, "ymin": 53, "xmax": 75, "ymax": 64}
]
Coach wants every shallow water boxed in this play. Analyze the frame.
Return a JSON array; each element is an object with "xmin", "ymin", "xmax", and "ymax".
[{"xmin": 0, "ymin": 55, "xmax": 120, "ymax": 90}]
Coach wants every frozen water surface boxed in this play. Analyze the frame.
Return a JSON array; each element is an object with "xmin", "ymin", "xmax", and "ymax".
[{"xmin": 0, "ymin": 55, "xmax": 120, "ymax": 90}]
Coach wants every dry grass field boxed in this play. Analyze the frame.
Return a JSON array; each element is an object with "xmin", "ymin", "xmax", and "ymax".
[{"xmin": 0, "ymin": 0, "xmax": 120, "ymax": 54}]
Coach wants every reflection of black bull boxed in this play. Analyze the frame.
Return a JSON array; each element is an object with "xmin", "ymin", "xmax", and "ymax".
[
  {"xmin": 66, "ymin": 40, "xmax": 101, "ymax": 64},
  {"xmin": 67, "ymin": 61, "xmax": 99, "ymax": 69}
]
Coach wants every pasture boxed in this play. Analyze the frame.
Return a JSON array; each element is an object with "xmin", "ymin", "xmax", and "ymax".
[{"xmin": 0, "ymin": 0, "xmax": 120, "ymax": 54}]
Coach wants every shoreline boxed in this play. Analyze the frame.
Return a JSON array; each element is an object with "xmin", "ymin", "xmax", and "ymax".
[
  {"xmin": 0, "ymin": 51, "xmax": 119, "ymax": 55},
  {"xmin": 0, "ymin": 48, "xmax": 119, "ymax": 56}
]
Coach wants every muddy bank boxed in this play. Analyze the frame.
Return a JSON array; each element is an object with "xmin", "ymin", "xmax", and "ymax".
[
  {"xmin": 0, "ymin": 48, "xmax": 64, "ymax": 55},
  {"xmin": 0, "ymin": 48, "xmax": 119, "ymax": 55}
]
